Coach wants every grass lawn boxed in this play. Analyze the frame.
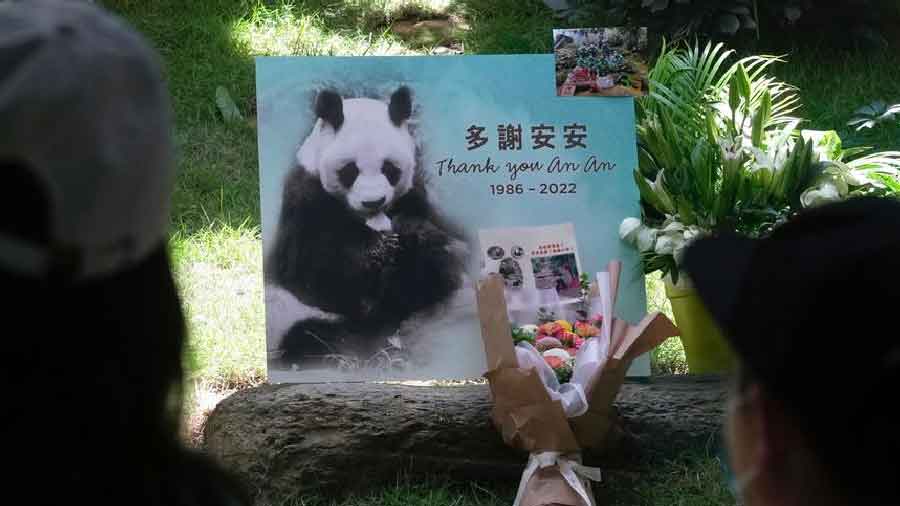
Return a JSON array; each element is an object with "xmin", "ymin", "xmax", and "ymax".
[{"xmin": 100, "ymin": 0, "xmax": 898, "ymax": 503}]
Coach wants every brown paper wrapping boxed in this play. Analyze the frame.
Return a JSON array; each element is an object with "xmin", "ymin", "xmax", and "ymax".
[{"xmin": 477, "ymin": 262, "xmax": 680, "ymax": 506}]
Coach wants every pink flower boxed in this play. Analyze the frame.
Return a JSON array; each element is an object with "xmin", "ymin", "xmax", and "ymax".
[{"xmin": 544, "ymin": 356, "xmax": 564, "ymax": 369}]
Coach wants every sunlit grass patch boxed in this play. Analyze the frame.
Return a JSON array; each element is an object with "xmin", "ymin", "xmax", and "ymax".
[
  {"xmin": 233, "ymin": 6, "xmax": 411, "ymax": 57},
  {"xmin": 172, "ymin": 223, "xmax": 266, "ymax": 389}
]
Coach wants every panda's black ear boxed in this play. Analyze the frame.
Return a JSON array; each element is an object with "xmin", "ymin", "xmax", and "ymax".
[
  {"xmin": 315, "ymin": 89, "xmax": 344, "ymax": 131},
  {"xmin": 388, "ymin": 86, "xmax": 412, "ymax": 126}
]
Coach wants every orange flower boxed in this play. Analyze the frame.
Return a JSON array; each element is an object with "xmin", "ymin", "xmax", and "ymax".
[
  {"xmin": 558, "ymin": 331, "xmax": 579, "ymax": 346},
  {"xmin": 575, "ymin": 321, "xmax": 600, "ymax": 338}
]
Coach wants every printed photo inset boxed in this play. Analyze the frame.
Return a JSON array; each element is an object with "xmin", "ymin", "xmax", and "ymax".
[
  {"xmin": 554, "ymin": 27, "xmax": 650, "ymax": 97},
  {"xmin": 531, "ymin": 252, "xmax": 581, "ymax": 299}
]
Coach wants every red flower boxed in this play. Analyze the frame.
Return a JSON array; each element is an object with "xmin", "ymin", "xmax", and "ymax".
[
  {"xmin": 573, "ymin": 67, "xmax": 591, "ymax": 80},
  {"xmin": 538, "ymin": 322, "xmax": 562, "ymax": 337}
]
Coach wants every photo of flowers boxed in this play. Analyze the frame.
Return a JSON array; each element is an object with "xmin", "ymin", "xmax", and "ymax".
[{"xmin": 554, "ymin": 27, "xmax": 650, "ymax": 97}]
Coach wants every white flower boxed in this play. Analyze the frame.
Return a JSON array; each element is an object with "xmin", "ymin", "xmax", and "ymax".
[
  {"xmin": 543, "ymin": 348, "xmax": 572, "ymax": 360},
  {"xmin": 683, "ymin": 226, "xmax": 703, "ymax": 242},
  {"xmin": 747, "ymin": 146, "xmax": 773, "ymax": 170},
  {"xmin": 845, "ymin": 170, "xmax": 871, "ymax": 187},
  {"xmin": 801, "ymin": 182, "xmax": 843, "ymax": 208},
  {"xmin": 619, "ymin": 217, "xmax": 642, "ymax": 243},
  {"xmin": 654, "ymin": 232, "xmax": 685, "ymax": 256},
  {"xmin": 660, "ymin": 219, "xmax": 685, "ymax": 234},
  {"xmin": 636, "ymin": 227, "xmax": 659, "ymax": 252}
]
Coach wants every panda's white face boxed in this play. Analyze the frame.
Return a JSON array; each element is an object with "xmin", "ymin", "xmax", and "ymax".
[{"xmin": 297, "ymin": 90, "xmax": 416, "ymax": 223}]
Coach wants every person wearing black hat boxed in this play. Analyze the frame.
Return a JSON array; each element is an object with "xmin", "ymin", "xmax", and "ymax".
[
  {"xmin": 0, "ymin": 1, "xmax": 249, "ymax": 504},
  {"xmin": 683, "ymin": 196, "xmax": 900, "ymax": 505}
]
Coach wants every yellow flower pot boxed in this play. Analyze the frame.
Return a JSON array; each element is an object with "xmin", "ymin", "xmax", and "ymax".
[{"xmin": 665, "ymin": 276, "xmax": 738, "ymax": 374}]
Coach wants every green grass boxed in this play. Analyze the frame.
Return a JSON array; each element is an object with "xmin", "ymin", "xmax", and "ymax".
[
  {"xmin": 172, "ymin": 222, "xmax": 265, "ymax": 387},
  {"xmin": 772, "ymin": 49, "xmax": 900, "ymax": 152},
  {"xmin": 262, "ymin": 449, "xmax": 731, "ymax": 506}
]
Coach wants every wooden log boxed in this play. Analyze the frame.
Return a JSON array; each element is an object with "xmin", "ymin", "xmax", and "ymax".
[{"xmin": 204, "ymin": 375, "xmax": 727, "ymax": 502}]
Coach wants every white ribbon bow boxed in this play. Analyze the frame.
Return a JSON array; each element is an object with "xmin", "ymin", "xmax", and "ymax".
[{"xmin": 513, "ymin": 452, "xmax": 604, "ymax": 506}]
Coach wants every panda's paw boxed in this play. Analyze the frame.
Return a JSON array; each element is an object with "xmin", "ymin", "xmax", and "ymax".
[
  {"xmin": 367, "ymin": 232, "xmax": 401, "ymax": 267},
  {"xmin": 391, "ymin": 215, "xmax": 427, "ymax": 236}
]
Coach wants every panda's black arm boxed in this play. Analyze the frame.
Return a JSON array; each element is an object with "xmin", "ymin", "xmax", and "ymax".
[
  {"xmin": 268, "ymin": 167, "xmax": 394, "ymax": 302},
  {"xmin": 381, "ymin": 186, "xmax": 465, "ymax": 314},
  {"xmin": 388, "ymin": 185, "xmax": 470, "ymax": 254}
]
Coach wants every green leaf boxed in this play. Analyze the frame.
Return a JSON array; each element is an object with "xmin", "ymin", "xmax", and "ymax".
[
  {"xmin": 705, "ymin": 112, "xmax": 718, "ymax": 146},
  {"xmin": 215, "ymin": 86, "xmax": 243, "ymax": 124},
  {"xmin": 637, "ymin": 143, "xmax": 660, "ymax": 177},
  {"xmin": 841, "ymin": 146, "xmax": 872, "ymax": 160},
  {"xmin": 801, "ymin": 130, "xmax": 842, "ymax": 162},
  {"xmin": 871, "ymin": 173, "xmax": 900, "ymax": 193},
  {"xmin": 728, "ymin": 74, "xmax": 741, "ymax": 116},
  {"xmin": 751, "ymin": 89, "xmax": 772, "ymax": 147},
  {"xmin": 634, "ymin": 170, "xmax": 669, "ymax": 214},
  {"xmin": 735, "ymin": 62, "xmax": 752, "ymax": 102}
]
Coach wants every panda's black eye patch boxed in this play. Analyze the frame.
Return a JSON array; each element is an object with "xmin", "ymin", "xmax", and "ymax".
[
  {"xmin": 382, "ymin": 161, "xmax": 402, "ymax": 186},
  {"xmin": 338, "ymin": 163, "xmax": 359, "ymax": 188}
]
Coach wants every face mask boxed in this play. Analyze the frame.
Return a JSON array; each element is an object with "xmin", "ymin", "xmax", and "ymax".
[{"xmin": 721, "ymin": 395, "xmax": 761, "ymax": 502}]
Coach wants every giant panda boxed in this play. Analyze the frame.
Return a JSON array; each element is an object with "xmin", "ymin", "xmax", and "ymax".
[{"xmin": 266, "ymin": 86, "xmax": 470, "ymax": 369}]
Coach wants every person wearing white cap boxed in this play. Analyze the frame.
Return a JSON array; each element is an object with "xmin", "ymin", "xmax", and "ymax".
[{"xmin": 1, "ymin": 1, "xmax": 249, "ymax": 504}]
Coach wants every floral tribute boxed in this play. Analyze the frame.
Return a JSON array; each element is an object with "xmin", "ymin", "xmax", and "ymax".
[
  {"xmin": 477, "ymin": 260, "xmax": 680, "ymax": 506},
  {"xmin": 512, "ymin": 317, "xmax": 601, "ymax": 384}
]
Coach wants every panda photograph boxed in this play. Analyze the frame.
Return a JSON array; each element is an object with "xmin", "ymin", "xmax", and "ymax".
[{"xmin": 263, "ymin": 85, "xmax": 478, "ymax": 380}]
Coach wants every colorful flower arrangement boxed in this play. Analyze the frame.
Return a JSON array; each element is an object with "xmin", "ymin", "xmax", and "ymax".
[
  {"xmin": 575, "ymin": 43, "xmax": 628, "ymax": 75},
  {"xmin": 512, "ymin": 317, "xmax": 602, "ymax": 383}
]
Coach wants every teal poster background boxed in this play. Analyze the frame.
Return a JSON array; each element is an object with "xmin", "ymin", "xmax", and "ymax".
[{"xmin": 257, "ymin": 55, "xmax": 649, "ymax": 381}]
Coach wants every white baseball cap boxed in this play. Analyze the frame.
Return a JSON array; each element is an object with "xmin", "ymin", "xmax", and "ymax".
[{"xmin": 0, "ymin": 0, "xmax": 174, "ymax": 281}]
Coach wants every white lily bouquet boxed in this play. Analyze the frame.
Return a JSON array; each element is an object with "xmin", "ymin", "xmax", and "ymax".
[
  {"xmin": 477, "ymin": 260, "xmax": 679, "ymax": 506},
  {"xmin": 620, "ymin": 42, "xmax": 900, "ymax": 283}
]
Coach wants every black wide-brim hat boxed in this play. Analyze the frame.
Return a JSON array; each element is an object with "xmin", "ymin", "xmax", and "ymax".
[{"xmin": 683, "ymin": 196, "xmax": 900, "ymax": 414}]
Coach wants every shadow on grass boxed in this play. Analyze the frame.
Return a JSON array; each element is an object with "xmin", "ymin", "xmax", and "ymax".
[
  {"xmin": 449, "ymin": 0, "xmax": 558, "ymax": 54},
  {"xmin": 102, "ymin": 1, "xmax": 260, "ymax": 235}
]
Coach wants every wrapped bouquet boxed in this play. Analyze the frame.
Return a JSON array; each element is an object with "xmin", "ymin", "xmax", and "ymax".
[{"xmin": 477, "ymin": 260, "xmax": 680, "ymax": 506}]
